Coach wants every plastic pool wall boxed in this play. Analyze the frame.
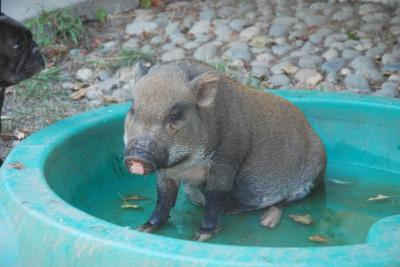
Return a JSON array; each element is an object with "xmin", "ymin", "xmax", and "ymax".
[{"xmin": 0, "ymin": 90, "xmax": 399, "ymax": 266}]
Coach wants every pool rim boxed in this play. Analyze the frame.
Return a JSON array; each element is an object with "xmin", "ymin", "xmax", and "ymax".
[{"xmin": 1, "ymin": 90, "xmax": 400, "ymax": 266}]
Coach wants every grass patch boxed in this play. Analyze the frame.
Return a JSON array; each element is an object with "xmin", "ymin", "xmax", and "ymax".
[
  {"xmin": 206, "ymin": 58, "xmax": 264, "ymax": 90},
  {"xmin": 140, "ymin": 0, "xmax": 153, "ymax": 8},
  {"xmin": 26, "ymin": 8, "xmax": 84, "ymax": 47},
  {"xmin": 14, "ymin": 67, "xmax": 61, "ymax": 98},
  {"xmin": 82, "ymin": 49, "xmax": 156, "ymax": 71},
  {"xmin": 347, "ymin": 31, "xmax": 360, "ymax": 41},
  {"xmin": 117, "ymin": 49, "xmax": 157, "ymax": 67},
  {"xmin": 10, "ymin": 67, "xmax": 84, "ymax": 128},
  {"xmin": 246, "ymin": 75, "xmax": 263, "ymax": 90},
  {"xmin": 209, "ymin": 58, "xmax": 229, "ymax": 74}
]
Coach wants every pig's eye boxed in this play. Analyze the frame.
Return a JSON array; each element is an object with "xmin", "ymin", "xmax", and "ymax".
[{"xmin": 169, "ymin": 109, "xmax": 183, "ymax": 123}]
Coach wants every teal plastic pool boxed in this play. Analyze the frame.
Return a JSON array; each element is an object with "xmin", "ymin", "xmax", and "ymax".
[{"xmin": 1, "ymin": 90, "xmax": 399, "ymax": 266}]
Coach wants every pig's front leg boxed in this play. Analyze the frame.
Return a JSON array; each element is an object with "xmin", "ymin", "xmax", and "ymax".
[
  {"xmin": 192, "ymin": 162, "xmax": 237, "ymax": 242},
  {"xmin": 192, "ymin": 190, "xmax": 226, "ymax": 241},
  {"xmin": 138, "ymin": 172, "xmax": 179, "ymax": 233}
]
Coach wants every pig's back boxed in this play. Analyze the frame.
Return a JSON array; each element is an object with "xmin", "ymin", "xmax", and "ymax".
[{"xmin": 225, "ymin": 81, "xmax": 326, "ymax": 209}]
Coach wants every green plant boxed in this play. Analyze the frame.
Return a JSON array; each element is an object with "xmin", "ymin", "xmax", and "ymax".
[
  {"xmin": 140, "ymin": 0, "xmax": 152, "ymax": 8},
  {"xmin": 347, "ymin": 31, "xmax": 360, "ymax": 41},
  {"xmin": 246, "ymin": 75, "xmax": 263, "ymax": 90},
  {"xmin": 209, "ymin": 59, "xmax": 229, "ymax": 74},
  {"xmin": 26, "ymin": 8, "xmax": 84, "ymax": 46},
  {"xmin": 14, "ymin": 67, "xmax": 61, "ymax": 99},
  {"xmin": 79, "ymin": 49, "xmax": 156, "ymax": 71},
  {"xmin": 206, "ymin": 58, "xmax": 264, "ymax": 90},
  {"xmin": 117, "ymin": 49, "xmax": 156, "ymax": 67},
  {"xmin": 95, "ymin": 8, "xmax": 108, "ymax": 24}
]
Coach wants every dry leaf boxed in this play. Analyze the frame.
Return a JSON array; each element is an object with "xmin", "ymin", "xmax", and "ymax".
[
  {"xmin": 367, "ymin": 194, "xmax": 391, "ymax": 202},
  {"xmin": 289, "ymin": 214, "xmax": 314, "ymax": 225},
  {"xmin": 44, "ymin": 44, "xmax": 69, "ymax": 57},
  {"xmin": 152, "ymin": 0, "xmax": 163, "ymax": 7},
  {"xmin": 46, "ymin": 61, "xmax": 56, "ymax": 68},
  {"xmin": 71, "ymin": 83, "xmax": 84, "ymax": 91},
  {"xmin": 102, "ymin": 95, "xmax": 118, "ymax": 104},
  {"xmin": 8, "ymin": 162, "xmax": 24, "ymax": 170},
  {"xmin": 1, "ymin": 132, "xmax": 14, "ymax": 138},
  {"xmin": 118, "ymin": 193, "xmax": 142, "ymax": 209},
  {"xmin": 123, "ymin": 195, "xmax": 147, "ymax": 201},
  {"xmin": 13, "ymin": 128, "xmax": 26, "ymax": 140},
  {"xmin": 121, "ymin": 203, "xmax": 140, "ymax": 209},
  {"xmin": 20, "ymin": 127, "xmax": 36, "ymax": 134},
  {"xmin": 309, "ymin": 234, "xmax": 328, "ymax": 243},
  {"xmin": 70, "ymin": 89, "xmax": 86, "ymax": 100}
]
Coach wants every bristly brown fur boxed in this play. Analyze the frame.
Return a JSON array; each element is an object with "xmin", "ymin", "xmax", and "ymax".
[{"xmin": 124, "ymin": 59, "xmax": 327, "ymax": 240}]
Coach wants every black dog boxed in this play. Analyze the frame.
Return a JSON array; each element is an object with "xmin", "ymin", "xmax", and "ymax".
[{"xmin": 0, "ymin": 12, "xmax": 45, "ymax": 130}]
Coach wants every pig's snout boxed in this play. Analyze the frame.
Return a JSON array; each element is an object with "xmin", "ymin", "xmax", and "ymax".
[
  {"xmin": 125, "ymin": 157, "xmax": 155, "ymax": 175},
  {"xmin": 124, "ymin": 140, "xmax": 165, "ymax": 175}
]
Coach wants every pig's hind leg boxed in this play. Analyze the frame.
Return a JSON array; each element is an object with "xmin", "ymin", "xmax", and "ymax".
[
  {"xmin": 259, "ymin": 179, "xmax": 319, "ymax": 228},
  {"xmin": 258, "ymin": 185, "xmax": 311, "ymax": 229},
  {"xmin": 285, "ymin": 162, "xmax": 325, "ymax": 203},
  {"xmin": 229, "ymin": 177, "xmax": 315, "ymax": 229},
  {"xmin": 259, "ymin": 178, "xmax": 319, "ymax": 226},
  {"xmin": 259, "ymin": 205, "xmax": 283, "ymax": 228},
  {"xmin": 286, "ymin": 180, "xmax": 316, "ymax": 203}
]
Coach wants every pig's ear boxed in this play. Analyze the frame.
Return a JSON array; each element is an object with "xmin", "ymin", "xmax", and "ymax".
[
  {"xmin": 190, "ymin": 71, "xmax": 221, "ymax": 108},
  {"xmin": 133, "ymin": 60, "xmax": 152, "ymax": 81}
]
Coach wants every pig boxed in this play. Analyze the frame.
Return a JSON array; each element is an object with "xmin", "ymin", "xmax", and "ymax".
[{"xmin": 123, "ymin": 60, "xmax": 326, "ymax": 241}]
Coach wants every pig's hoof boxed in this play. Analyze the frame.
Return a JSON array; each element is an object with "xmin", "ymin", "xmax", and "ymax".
[
  {"xmin": 260, "ymin": 206, "xmax": 282, "ymax": 228},
  {"xmin": 192, "ymin": 227, "xmax": 220, "ymax": 242},
  {"xmin": 137, "ymin": 222, "xmax": 158, "ymax": 233}
]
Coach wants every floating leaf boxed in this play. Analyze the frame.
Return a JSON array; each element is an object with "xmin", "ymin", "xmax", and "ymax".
[
  {"xmin": 289, "ymin": 214, "xmax": 314, "ymax": 225},
  {"xmin": 331, "ymin": 179, "xmax": 353, "ymax": 185},
  {"xmin": 8, "ymin": 162, "xmax": 24, "ymax": 170},
  {"xmin": 123, "ymin": 195, "xmax": 147, "ymax": 201},
  {"xmin": 367, "ymin": 194, "xmax": 392, "ymax": 202},
  {"xmin": 118, "ymin": 193, "xmax": 143, "ymax": 209},
  {"xmin": 121, "ymin": 203, "xmax": 140, "ymax": 209},
  {"xmin": 309, "ymin": 234, "xmax": 328, "ymax": 243}
]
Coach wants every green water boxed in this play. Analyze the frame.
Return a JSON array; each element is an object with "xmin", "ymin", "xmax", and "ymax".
[{"xmin": 70, "ymin": 160, "xmax": 400, "ymax": 247}]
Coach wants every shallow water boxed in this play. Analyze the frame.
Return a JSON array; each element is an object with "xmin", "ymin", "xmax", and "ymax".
[{"xmin": 71, "ymin": 162, "xmax": 400, "ymax": 247}]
